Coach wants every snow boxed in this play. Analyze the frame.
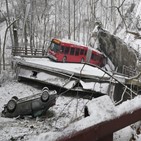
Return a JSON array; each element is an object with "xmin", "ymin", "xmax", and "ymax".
[
  {"xmin": 22, "ymin": 57, "xmax": 110, "ymax": 79},
  {"xmin": 0, "ymin": 80, "xmax": 90, "ymax": 141},
  {"xmin": 116, "ymin": 95, "xmax": 141, "ymax": 116},
  {"xmin": 29, "ymin": 95, "xmax": 117, "ymax": 141},
  {"xmin": 1, "ymin": 0, "xmax": 141, "ymax": 141},
  {"xmin": 61, "ymin": 38, "xmax": 85, "ymax": 46},
  {"xmin": 30, "ymin": 95, "xmax": 141, "ymax": 141},
  {"xmin": 9, "ymin": 57, "xmax": 141, "ymax": 140},
  {"xmin": 17, "ymin": 57, "xmax": 130, "ymax": 93},
  {"xmin": 2, "ymin": 79, "xmax": 140, "ymax": 141},
  {"xmin": 80, "ymin": 80, "xmax": 109, "ymax": 94},
  {"xmin": 19, "ymin": 67, "xmax": 77, "ymax": 89},
  {"xmin": 135, "ymin": 1, "xmax": 141, "ymax": 18},
  {"xmin": 114, "ymin": 126, "xmax": 134, "ymax": 141}
]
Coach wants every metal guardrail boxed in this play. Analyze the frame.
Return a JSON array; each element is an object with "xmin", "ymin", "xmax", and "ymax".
[
  {"xmin": 122, "ymin": 65, "xmax": 137, "ymax": 77},
  {"xmin": 57, "ymin": 102, "xmax": 141, "ymax": 141},
  {"xmin": 12, "ymin": 47, "xmax": 47, "ymax": 56}
]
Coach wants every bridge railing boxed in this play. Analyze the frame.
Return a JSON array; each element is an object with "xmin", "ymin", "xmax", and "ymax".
[
  {"xmin": 56, "ymin": 95, "xmax": 141, "ymax": 141},
  {"xmin": 12, "ymin": 47, "xmax": 47, "ymax": 56}
]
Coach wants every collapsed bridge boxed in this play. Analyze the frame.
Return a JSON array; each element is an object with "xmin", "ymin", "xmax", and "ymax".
[{"xmin": 13, "ymin": 56, "xmax": 141, "ymax": 104}]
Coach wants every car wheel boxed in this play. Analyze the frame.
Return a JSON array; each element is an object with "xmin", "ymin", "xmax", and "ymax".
[
  {"xmin": 62, "ymin": 56, "xmax": 67, "ymax": 63},
  {"xmin": 42, "ymin": 87, "xmax": 49, "ymax": 91},
  {"xmin": 41, "ymin": 90, "xmax": 49, "ymax": 102},
  {"xmin": 7, "ymin": 99, "xmax": 17, "ymax": 112},
  {"xmin": 12, "ymin": 96, "xmax": 18, "ymax": 101}
]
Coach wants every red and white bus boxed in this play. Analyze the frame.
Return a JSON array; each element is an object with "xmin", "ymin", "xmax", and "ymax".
[{"xmin": 47, "ymin": 38, "xmax": 106, "ymax": 67}]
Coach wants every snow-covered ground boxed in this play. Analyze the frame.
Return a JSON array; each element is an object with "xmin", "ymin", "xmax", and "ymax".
[
  {"xmin": 0, "ymin": 80, "xmax": 90, "ymax": 141},
  {"xmin": 0, "ymin": 80, "xmax": 140, "ymax": 141},
  {"xmin": 0, "ymin": 80, "xmax": 85, "ymax": 140},
  {"xmin": 30, "ymin": 94, "xmax": 141, "ymax": 141},
  {"xmin": 1, "ymin": 0, "xmax": 141, "ymax": 141}
]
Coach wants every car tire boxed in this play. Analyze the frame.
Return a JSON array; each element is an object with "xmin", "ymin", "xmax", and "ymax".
[
  {"xmin": 7, "ymin": 99, "xmax": 17, "ymax": 113},
  {"xmin": 12, "ymin": 96, "xmax": 18, "ymax": 101},
  {"xmin": 42, "ymin": 87, "xmax": 49, "ymax": 91},
  {"xmin": 41, "ymin": 90, "xmax": 49, "ymax": 102}
]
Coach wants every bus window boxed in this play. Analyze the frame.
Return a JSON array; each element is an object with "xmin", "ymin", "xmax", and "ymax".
[
  {"xmin": 70, "ymin": 48, "xmax": 75, "ymax": 55},
  {"xmin": 80, "ymin": 49, "xmax": 84, "ymax": 55},
  {"xmin": 84, "ymin": 50, "xmax": 87, "ymax": 55},
  {"xmin": 50, "ymin": 43, "xmax": 60, "ymax": 53},
  {"xmin": 91, "ymin": 54, "xmax": 94, "ymax": 60},
  {"xmin": 91, "ymin": 53, "xmax": 100, "ymax": 61},
  {"xmin": 64, "ymin": 47, "xmax": 70, "ymax": 54},
  {"xmin": 61, "ymin": 46, "xmax": 65, "ymax": 53},
  {"xmin": 75, "ymin": 48, "xmax": 80, "ymax": 56},
  {"xmin": 95, "ymin": 55, "xmax": 100, "ymax": 61}
]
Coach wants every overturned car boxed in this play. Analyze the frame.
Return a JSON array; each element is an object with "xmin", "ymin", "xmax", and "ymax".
[{"xmin": 1, "ymin": 87, "xmax": 57, "ymax": 118}]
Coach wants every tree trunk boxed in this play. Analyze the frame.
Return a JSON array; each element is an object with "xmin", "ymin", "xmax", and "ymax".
[
  {"xmin": 5, "ymin": 0, "xmax": 14, "ymax": 47},
  {"xmin": 29, "ymin": 0, "xmax": 34, "ymax": 55},
  {"xmin": 68, "ymin": 0, "xmax": 71, "ymax": 39},
  {"xmin": 24, "ymin": 23, "xmax": 28, "ymax": 55},
  {"xmin": 55, "ymin": 0, "xmax": 57, "ymax": 37},
  {"xmin": 0, "ymin": 37, "xmax": 1, "ymax": 74},
  {"xmin": 3, "ymin": 19, "xmax": 18, "ymax": 70},
  {"xmin": 73, "ymin": 0, "xmax": 76, "ymax": 41},
  {"xmin": 13, "ymin": 22, "xmax": 19, "ymax": 56}
]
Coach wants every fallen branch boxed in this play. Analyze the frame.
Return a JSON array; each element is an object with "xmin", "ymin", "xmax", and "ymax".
[{"xmin": 126, "ymin": 30, "xmax": 141, "ymax": 39}]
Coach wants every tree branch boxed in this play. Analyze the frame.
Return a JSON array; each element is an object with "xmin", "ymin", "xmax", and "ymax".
[
  {"xmin": 2, "ymin": 18, "xmax": 19, "ymax": 70},
  {"xmin": 126, "ymin": 30, "xmax": 141, "ymax": 39}
]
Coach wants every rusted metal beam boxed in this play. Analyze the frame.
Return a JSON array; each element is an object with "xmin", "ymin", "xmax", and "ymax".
[{"xmin": 57, "ymin": 108, "xmax": 141, "ymax": 141}]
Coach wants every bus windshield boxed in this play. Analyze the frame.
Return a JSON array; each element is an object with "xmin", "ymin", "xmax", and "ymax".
[{"xmin": 50, "ymin": 42, "xmax": 60, "ymax": 53}]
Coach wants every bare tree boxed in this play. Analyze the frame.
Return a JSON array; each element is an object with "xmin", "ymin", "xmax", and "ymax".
[
  {"xmin": 5, "ymin": 0, "xmax": 14, "ymax": 47},
  {"xmin": 0, "ymin": 37, "xmax": 1, "ymax": 74},
  {"xmin": 6, "ymin": 0, "xmax": 139, "ymax": 52},
  {"xmin": 3, "ymin": 19, "xmax": 18, "ymax": 70},
  {"xmin": 68, "ymin": 0, "xmax": 71, "ymax": 39},
  {"xmin": 73, "ymin": 0, "xmax": 76, "ymax": 40},
  {"xmin": 115, "ymin": 0, "xmax": 127, "ymax": 30},
  {"xmin": 29, "ymin": 0, "xmax": 34, "ymax": 55},
  {"xmin": 55, "ymin": 0, "xmax": 57, "ymax": 37}
]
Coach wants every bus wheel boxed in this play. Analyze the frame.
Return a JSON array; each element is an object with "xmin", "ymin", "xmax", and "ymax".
[
  {"xmin": 62, "ymin": 56, "xmax": 67, "ymax": 63},
  {"xmin": 81, "ymin": 58, "xmax": 84, "ymax": 63}
]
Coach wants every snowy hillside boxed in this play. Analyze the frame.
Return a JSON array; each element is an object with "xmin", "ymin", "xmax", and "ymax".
[
  {"xmin": 1, "ymin": 0, "xmax": 141, "ymax": 141},
  {"xmin": 0, "ymin": 81, "xmax": 89, "ymax": 141}
]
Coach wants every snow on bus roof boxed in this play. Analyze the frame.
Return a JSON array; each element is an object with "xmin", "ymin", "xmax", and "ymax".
[
  {"xmin": 55, "ymin": 38, "xmax": 103, "ymax": 54},
  {"xmin": 61, "ymin": 38, "xmax": 85, "ymax": 46}
]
